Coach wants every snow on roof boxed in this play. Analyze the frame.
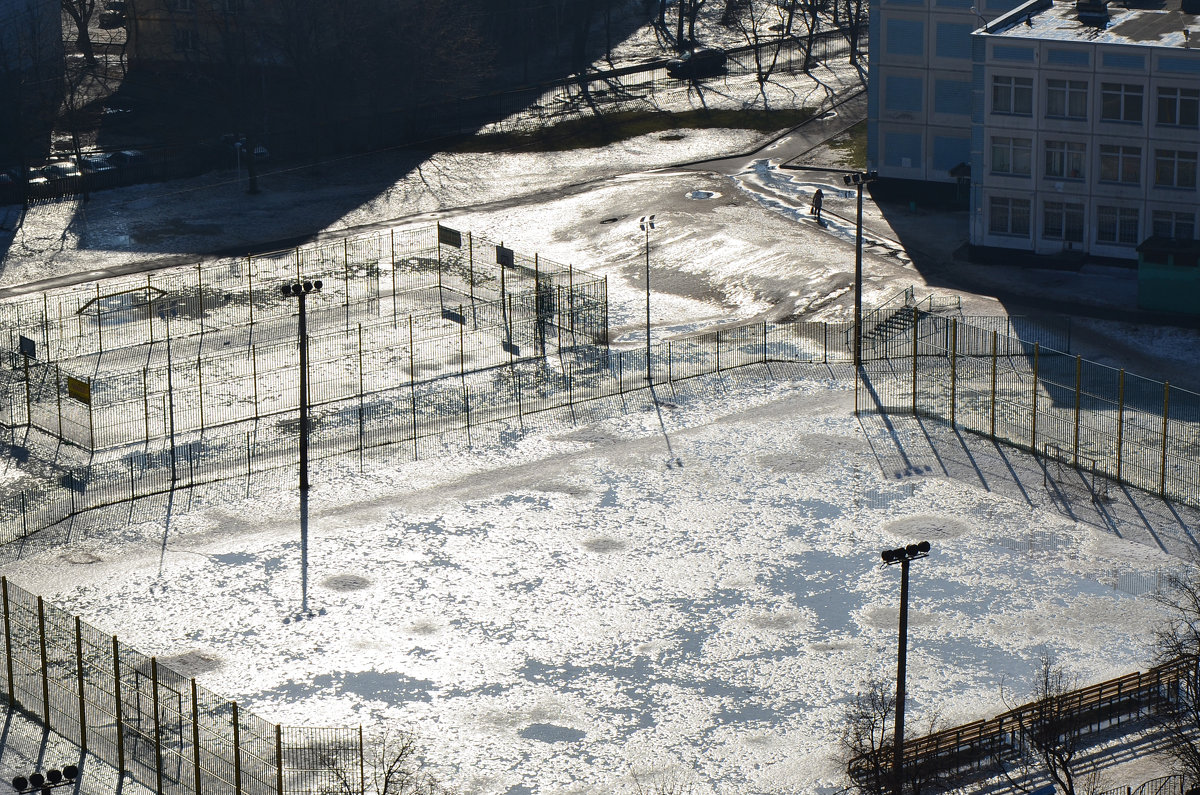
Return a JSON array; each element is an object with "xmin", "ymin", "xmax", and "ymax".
[{"xmin": 989, "ymin": 0, "xmax": 1200, "ymax": 47}]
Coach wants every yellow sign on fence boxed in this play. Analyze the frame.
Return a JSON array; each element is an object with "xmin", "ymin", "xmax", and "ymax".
[{"xmin": 66, "ymin": 376, "xmax": 91, "ymax": 404}]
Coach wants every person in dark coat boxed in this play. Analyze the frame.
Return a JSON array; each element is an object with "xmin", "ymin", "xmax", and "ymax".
[{"xmin": 810, "ymin": 188, "xmax": 824, "ymax": 221}]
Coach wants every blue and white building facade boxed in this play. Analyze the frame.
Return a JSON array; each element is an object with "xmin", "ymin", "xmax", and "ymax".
[
  {"xmin": 867, "ymin": 0, "xmax": 1025, "ymax": 182},
  {"xmin": 970, "ymin": 0, "xmax": 1200, "ymax": 258}
]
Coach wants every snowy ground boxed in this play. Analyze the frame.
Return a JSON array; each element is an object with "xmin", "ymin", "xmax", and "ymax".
[
  {"xmin": 0, "ymin": 364, "xmax": 1189, "ymax": 795},
  {"xmin": 1, "ymin": 10, "xmax": 1199, "ymax": 792}
]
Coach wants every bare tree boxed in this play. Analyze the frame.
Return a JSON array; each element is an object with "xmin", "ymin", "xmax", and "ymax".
[
  {"xmin": 61, "ymin": 0, "xmax": 98, "ymax": 67},
  {"xmin": 841, "ymin": 679, "xmax": 895, "ymax": 795},
  {"xmin": 841, "ymin": 679, "xmax": 955, "ymax": 795},
  {"xmin": 996, "ymin": 655, "xmax": 1101, "ymax": 795},
  {"xmin": 722, "ymin": 0, "xmax": 785, "ymax": 108},
  {"xmin": 326, "ymin": 728, "xmax": 453, "ymax": 795},
  {"xmin": 1153, "ymin": 571, "xmax": 1200, "ymax": 783}
]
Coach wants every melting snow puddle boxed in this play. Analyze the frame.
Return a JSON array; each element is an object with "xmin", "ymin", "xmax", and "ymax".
[{"xmin": 686, "ymin": 190, "xmax": 720, "ymax": 200}]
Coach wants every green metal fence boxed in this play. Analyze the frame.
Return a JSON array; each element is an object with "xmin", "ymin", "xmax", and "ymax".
[
  {"xmin": 855, "ymin": 308, "xmax": 1200, "ymax": 508},
  {"xmin": 0, "ymin": 577, "xmax": 362, "ymax": 795}
]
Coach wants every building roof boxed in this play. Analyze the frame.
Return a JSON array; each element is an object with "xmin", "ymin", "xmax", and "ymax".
[{"xmin": 989, "ymin": 0, "xmax": 1199, "ymax": 47}]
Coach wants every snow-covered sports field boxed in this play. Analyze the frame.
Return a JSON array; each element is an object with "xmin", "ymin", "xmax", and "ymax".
[{"xmin": 3, "ymin": 361, "xmax": 1182, "ymax": 794}]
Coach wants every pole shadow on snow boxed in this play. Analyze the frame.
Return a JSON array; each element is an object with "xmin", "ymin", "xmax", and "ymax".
[{"xmin": 856, "ymin": 380, "xmax": 1200, "ymax": 561}]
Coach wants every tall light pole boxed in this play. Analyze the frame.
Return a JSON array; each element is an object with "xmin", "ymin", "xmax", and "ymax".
[
  {"xmin": 281, "ymin": 279, "xmax": 322, "ymax": 614},
  {"xmin": 843, "ymin": 171, "xmax": 878, "ymax": 367},
  {"xmin": 880, "ymin": 540, "xmax": 930, "ymax": 795},
  {"xmin": 640, "ymin": 215, "xmax": 656, "ymax": 383}
]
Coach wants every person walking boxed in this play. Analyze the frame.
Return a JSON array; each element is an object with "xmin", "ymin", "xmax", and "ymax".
[{"xmin": 810, "ymin": 188, "xmax": 824, "ymax": 221}]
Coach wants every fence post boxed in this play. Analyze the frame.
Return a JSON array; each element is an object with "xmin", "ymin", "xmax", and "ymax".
[
  {"xmin": 232, "ymin": 700, "xmax": 243, "ymax": 795},
  {"xmin": 191, "ymin": 679, "xmax": 202, "ymax": 795},
  {"xmin": 357, "ymin": 324, "xmax": 365, "ymax": 459},
  {"xmin": 275, "ymin": 724, "xmax": 284, "ymax": 795},
  {"xmin": 113, "ymin": 635, "xmax": 125, "ymax": 773},
  {"xmin": 468, "ymin": 232, "xmax": 475, "ymax": 303},
  {"xmin": 464, "ymin": 385, "xmax": 471, "ymax": 448},
  {"xmin": 359, "ymin": 725, "xmax": 366, "ymax": 795},
  {"xmin": 911, "ymin": 308, "xmax": 918, "ymax": 415},
  {"xmin": 408, "ymin": 318, "xmax": 418, "ymax": 460},
  {"xmin": 990, "ymin": 330, "xmax": 998, "ymax": 439},
  {"xmin": 37, "ymin": 596, "xmax": 49, "ymax": 727},
  {"xmin": 251, "ymin": 333, "xmax": 260, "ymax": 421},
  {"xmin": 667, "ymin": 341, "xmax": 672, "ymax": 384},
  {"xmin": 152, "ymin": 657, "xmax": 164, "ymax": 794},
  {"xmin": 1031, "ymin": 343, "xmax": 1040, "ymax": 452},
  {"xmin": 246, "ymin": 257, "xmax": 254, "ymax": 327},
  {"xmin": 1116, "ymin": 370, "xmax": 1125, "ymax": 483},
  {"xmin": 196, "ymin": 262, "xmax": 205, "ymax": 335},
  {"xmin": 950, "ymin": 319, "xmax": 957, "ymax": 428},
  {"xmin": 1161, "ymin": 382, "xmax": 1170, "ymax": 496},
  {"xmin": 2, "ymin": 578, "xmax": 13, "ymax": 705},
  {"xmin": 1073, "ymin": 355, "xmax": 1082, "ymax": 465},
  {"xmin": 75, "ymin": 616, "xmax": 87, "ymax": 750}
]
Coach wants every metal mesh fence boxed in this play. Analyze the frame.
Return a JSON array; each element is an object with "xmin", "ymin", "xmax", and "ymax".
[
  {"xmin": 856, "ymin": 308, "xmax": 1200, "ymax": 508},
  {"xmin": 0, "ymin": 577, "xmax": 362, "ymax": 795}
]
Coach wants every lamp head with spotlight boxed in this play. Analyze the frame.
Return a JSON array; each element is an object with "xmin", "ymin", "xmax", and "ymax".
[{"xmin": 880, "ymin": 540, "xmax": 931, "ymax": 566}]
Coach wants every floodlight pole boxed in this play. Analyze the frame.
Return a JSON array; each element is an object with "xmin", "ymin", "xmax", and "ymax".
[
  {"xmin": 844, "ymin": 172, "xmax": 877, "ymax": 368},
  {"xmin": 282, "ymin": 280, "xmax": 322, "ymax": 615},
  {"xmin": 881, "ymin": 540, "xmax": 930, "ymax": 795},
  {"xmin": 640, "ymin": 215, "xmax": 655, "ymax": 383}
]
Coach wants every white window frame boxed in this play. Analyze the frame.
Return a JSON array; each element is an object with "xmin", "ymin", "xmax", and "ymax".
[
  {"xmin": 1044, "ymin": 140, "xmax": 1086, "ymax": 180},
  {"xmin": 1154, "ymin": 149, "xmax": 1198, "ymax": 190},
  {"xmin": 1100, "ymin": 82, "xmax": 1143, "ymax": 123},
  {"xmin": 1156, "ymin": 87, "xmax": 1200, "ymax": 128},
  {"xmin": 1099, "ymin": 144, "xmax": 1141, "ymax": 185},
  {"xmin": 1096, "ymin": 206, "xmax": 1140, "ymax": 245},
  {"xmin": 1046, "ymin": 79, "xmax": 1087, "ymax": 120},
  {"xmin": 991, "ymin": 136, "xmax": 1032, "ymax": 176},
  {"xmin": 989, "ymin": 197, "xmax": 1031, "ymax": 237},
  {"xmin": 1043, "ymin": 201, "xmax": 1085, "ymax": 243},
  {"xmin": 1152, "ymin": 210, "xmax": 1197, "ymax": 240},
  {"xmin": 992, "ymin": 76, "xmax": 1033, "ymax": 116}
]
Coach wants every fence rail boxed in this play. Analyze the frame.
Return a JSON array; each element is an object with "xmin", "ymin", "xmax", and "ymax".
[
  {"xmin": 0, "ymin": 577, "xmax": 362, "ymax": 795},
  {"xmin": 855, "ymin": 308, "xmax": 1200, "ymax": 508},
  {"xmin": 849, "ymin": 657, "xmax": 1194, "ymax": 788}
]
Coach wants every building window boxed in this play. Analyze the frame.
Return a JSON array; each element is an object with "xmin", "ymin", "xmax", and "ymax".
[
  {"xmin": 1099, "ymin": 144, "xmax": 1141, "ymax": 184},
  {"xmin": 1044, "ymin": 141, "xmax": 1086, "ymax": 179},
  {"xmin": 1154, "ymin": 150, "xmax": 1198, "ymax": 189},
  {"xmin": 1046, "ymin": 79, "xmax": 1087, "ymax": 119},
  {"xmin": 989, "ymin": 197, "xmax": 1031, "ymax": 236},
  {"xmin": 1043, "ymin": 202, "xmax": 1085, "ymax": 242},
  {"xmin": 1152, "ymin": 210, "xmax": 1196, "ymax": 240},
  {"xmin": 1096, "ymin": 206, "xmax": 1140, "ymax": 245},
  {"xmin": 992, "ymin": 76, "xmax": 1033, "ymax": 115},
  {"xmin": 173, "ymin": 27, "xmax": 199, "ymax": 51},
  {"xmin": 1157, "ymin": 87, "xmax": 1200, "ymax": 128},
  {"xmin": 991, "ymin": 136, "xmax": 1032, "ymax": 176},
  {"xmin": 1100, "ymin": 83, "xmax": 1143, "ymax": 123}
]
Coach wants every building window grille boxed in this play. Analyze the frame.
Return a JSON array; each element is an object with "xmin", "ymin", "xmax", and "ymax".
[
  {"xmin": 1099, "ymin": 144, "xmax": 1141, "ymax": 185},
  {"xmin": 992, "ymin": 76, "xmax": 1033, "ymax": 115},
  {"xmin": 1154, "ymin": 150, "xmax": 1198, "ymax": 189},
  {"xmin": 989, "ymin": 197, "xmax": 1031, "ymax": 236},
  {"xmin": 1100, "ymin": 82, "xmax": 1143, "ymax": 123},
  {"xmin": 1157, "ymin": 87, "xmax": 1200, "ymax": 128},
  {"xmin": 1044, "ymin": 141, "xmax": 1086, "ymax": 179},
  {"xmin": 1043, "ymin": 202, "xmax": 1085, "ymax": 242},
  {"xmin": 1097, "ymin": 206, "xmax": 1140, "ymax": 245},
  {"xmin": 1046, "ymin": 80, "xmax": 1087, "ymax": 119},
  {"xmin": 991, "ymin": 136, "xmax": 1032, "ymax": 176},
  {"xmin": 1152, "ymin": 210, "xmax": 1196, "ymax": 240}
]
